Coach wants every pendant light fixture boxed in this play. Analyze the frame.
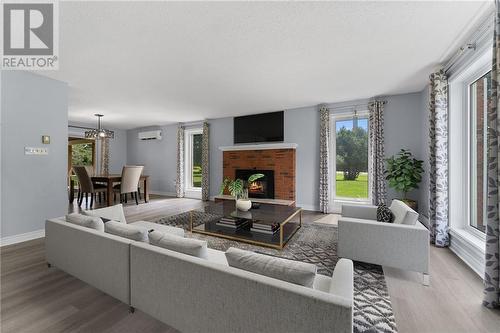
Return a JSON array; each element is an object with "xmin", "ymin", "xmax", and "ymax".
[{"xmin": 85, "ymin": 114, "xmax": 114, "ymax": 139}]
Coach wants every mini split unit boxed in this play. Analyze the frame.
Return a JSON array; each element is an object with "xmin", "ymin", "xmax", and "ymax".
[{"xmin": 138, "ymin": 130, "xmax": 162, "ymax": 141}]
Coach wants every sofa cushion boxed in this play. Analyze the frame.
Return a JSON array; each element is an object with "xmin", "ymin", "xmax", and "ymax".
[
  {"xmin": 148, "ymin": 231, "xmax": 208, "ymax": 259},
  {"xmin": 376, "ymin": 204, "xmax": 394, "ymax": 223},
  {"xmin": 65, "ymin": 213, "xmax": 104, "ymax": 232},
  {"xmin": 83, "ymin": 204, "xmax": 127, "ymax": 224},
  {"xmin": 129, "ymin": 221, "xmax": 185, "ymax": 237},
  {"xmin": 390, "ymin": 200, "xmax": 418, "ymax": 225},
  {"xmin": 225, "ymin": 247, "xmax": 317, "ymax": 288},
  {"xmin": 105, "ymin": 221, "xmax": 148, "ymax": 242}
]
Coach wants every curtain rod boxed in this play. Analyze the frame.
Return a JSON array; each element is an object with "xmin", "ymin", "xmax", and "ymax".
[
  {"xmin": 330, "ymin": 100, "xmax": 386, "ymax": 111},
  {"xmin": 443, "ymin": 11, "xmax": 494, "ymax": 73}
]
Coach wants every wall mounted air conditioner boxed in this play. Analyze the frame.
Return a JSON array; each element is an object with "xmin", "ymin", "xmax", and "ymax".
[{"xmin": 138, "ymin": 130, "xmax": 162, "ymax": 141}]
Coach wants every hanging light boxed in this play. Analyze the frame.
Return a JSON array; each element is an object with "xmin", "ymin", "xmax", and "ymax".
[{"xmin": 85, "ymin": 114, "xmax": 114, "ymax": 139}]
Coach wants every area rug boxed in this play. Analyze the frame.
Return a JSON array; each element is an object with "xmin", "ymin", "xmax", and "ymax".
[{"xmin": 153, "ymin": 211, "xmax": 398, "ymax": 333}]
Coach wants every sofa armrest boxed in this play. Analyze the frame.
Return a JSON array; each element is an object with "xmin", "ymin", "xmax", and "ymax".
[
  {"xmin": 337, "ymin": 217, "xmax": 429, "ymax": 274},
  {"xmin": 341, "ymin": 204, "xmax": 378, "ymax": 220},
  {"xmin": 329, "ymin": 258, "xmax": 353, "ymax": 302}
]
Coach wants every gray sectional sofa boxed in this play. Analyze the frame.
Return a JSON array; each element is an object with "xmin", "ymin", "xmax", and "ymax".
[{"xmin": 45, "ymin": 205, "xmax": 355, "ymax": 333}]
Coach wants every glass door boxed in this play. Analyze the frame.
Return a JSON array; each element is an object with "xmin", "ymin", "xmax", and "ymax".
[{"xmin": 331, "ymin": 112, "xmax": 370, "ymax": 208}]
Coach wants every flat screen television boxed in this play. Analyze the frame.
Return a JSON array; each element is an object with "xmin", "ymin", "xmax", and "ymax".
[{"xmin": 234, "ymin": 111, "xmax": 284, "ymax": 144}]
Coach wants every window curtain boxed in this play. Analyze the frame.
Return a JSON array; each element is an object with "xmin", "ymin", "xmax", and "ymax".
[
  {"xmin": 99, "ymin": 138, "xmax": 110, "ymax": 175},
  {"xmin": 368, "ymin": 101, "xmax": 387, "ymax": 206},
  {"xmin": 483, "ymin": 2, "xmax": 500, "ymax": 309},
  {"xmin": 201, "ymin": 122, "xmax": 210, "ymax": 201},
  {"xmin": 319, "ymin": 104, "xmax": 330, "ymax": 214},
  {"xmin": 176, "ymin": 126, "xmax": 185, "ymax": 198},
  {"xmin": 428, "ymin": 70, "xmax": 449, "ymax": 247}
]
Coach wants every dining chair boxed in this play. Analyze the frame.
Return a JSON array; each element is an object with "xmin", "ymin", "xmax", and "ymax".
[
  {"xmin": 114, "ymin": 166, "xmax": 144, "ymax": 205},
  {"xmin": 73, "ymin": 166, "xmax": 107, "ymax": 209}
]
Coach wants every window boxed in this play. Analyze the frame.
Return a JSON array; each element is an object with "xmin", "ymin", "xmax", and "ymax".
[
  {"xmin": 468, "ymin": 70, "xmax": 491, "ymax": 233},
  {"xmin": 184, "ymin": 128, "xmax": 203, "ymax": 194},
  {"xmin": 331, "ymin": 112, "xmax": 370, "ymax": 207}
]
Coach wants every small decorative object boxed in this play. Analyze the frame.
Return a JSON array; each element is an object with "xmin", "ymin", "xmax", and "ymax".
[
  {"xmin": 220, "ymin": 173, "xmax": 265, "ymax": 211},
  {"xmin": 41, "ymin": 135, "xmax": 50, "ymax": 144},
  {"xmin": 385, "ymin": 149, "xmax": 424, "ymax": 211}
]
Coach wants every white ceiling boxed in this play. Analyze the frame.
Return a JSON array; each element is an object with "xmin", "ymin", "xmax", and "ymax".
[{"xmin": 40, "ymin": 1, "xmax": 493, "ymax": 129}]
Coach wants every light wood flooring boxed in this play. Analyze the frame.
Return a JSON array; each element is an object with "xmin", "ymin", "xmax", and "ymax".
[{"xmin": 1, "ymin": 195, "xmax": 499, "ymax": 333}]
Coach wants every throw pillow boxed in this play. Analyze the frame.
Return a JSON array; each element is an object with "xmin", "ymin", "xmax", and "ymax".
[
  {"xmin": 376, "ymin": 205, "xmax": 394, "ymax": 223},
  {"xmin": 65, "ymin": 213, "xmax": 105, "ymax": 232},
  {"xmin": 225, "ymin": 247, "xmax": 317, "ymax": 288},
  {"xmin": 104, "ymin": 221, "xmax": 148, "ymax": 242},
  {"xmin": 148, "ymin": 231, "xmax": 208, "ymax": 259}
]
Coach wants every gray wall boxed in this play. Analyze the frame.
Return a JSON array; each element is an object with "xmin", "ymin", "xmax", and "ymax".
[
  {"xmin": 1, "ymin": 71, "xmax": 68, "ymax": 238},
  {"xmin": 418, "ymin": 86, "xmax": 430, "ymax": 221},
  {"xmin": 127, "ymin": 124, "xmax": 178, "ymax": 194},
  {"xmin": 68, "ymin": 122, "xmax": 128, "ymax": 174},
  {"xmin": 384, "ymin": 91, "xmax": 428, "ymax": 215},
  {"xmin": 125, "ymin": 91, "xmax": 429, "ymax": 212}
]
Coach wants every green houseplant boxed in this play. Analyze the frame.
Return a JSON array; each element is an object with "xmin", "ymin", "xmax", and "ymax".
[
  {"xmin": 219, "ymin": 173, "xmax": 265, "ymax": 211},
  {"xmin": 384, "ymin": 149, "xmax": 424, "ymax": 210}
]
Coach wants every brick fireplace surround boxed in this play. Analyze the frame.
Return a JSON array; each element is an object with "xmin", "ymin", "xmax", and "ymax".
[{"xmin": 222, "ymin": 149, "xmax": 296, "ymax": 201}]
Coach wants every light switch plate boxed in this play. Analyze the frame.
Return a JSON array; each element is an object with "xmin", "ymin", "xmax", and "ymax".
[{"xmin": 25, "ymin": 147, "xmax": 49, "ymax": 155}]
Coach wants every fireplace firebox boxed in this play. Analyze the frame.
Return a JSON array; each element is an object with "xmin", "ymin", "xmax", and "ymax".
[{"xmin": 235, "ymin": 169, "xmax": 274, "ymax": 199}]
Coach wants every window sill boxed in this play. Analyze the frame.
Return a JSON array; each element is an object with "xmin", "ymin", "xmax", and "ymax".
[{"xmin": 449, "ymin": 227, "xmax": 485, "ymax": 278}]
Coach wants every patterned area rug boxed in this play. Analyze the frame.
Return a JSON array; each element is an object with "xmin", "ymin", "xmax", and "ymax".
[{"xmin": 153, "ymin": 211, "xmax": 398, "ymax": 333}]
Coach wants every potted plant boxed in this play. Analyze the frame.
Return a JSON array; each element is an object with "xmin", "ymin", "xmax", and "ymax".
[
  {"xmin": 219, "ymin": 173, "xmax": 265, "ymax": 211},
  {"xmin": 384, "ymin": 149, "xmax": 424, "ymax": 211}
]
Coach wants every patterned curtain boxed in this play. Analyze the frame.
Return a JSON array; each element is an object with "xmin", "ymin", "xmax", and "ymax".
[
  {"xmin": 483, "ymin": 2, "xmax": 500, "ymax": 309},
  {"xmin": 99, "ymin": 138, "xmax": 110, "ymax": 175},
  {"xmin": 368, "ymin": 101, "xmax": 387, "ymax": 206},
  {"xmin": 428, "ymin": 70, "xmax": 449, "ymax": 247},
  {"xmin": 201, "ymin": 122, "xmax": 210, "ymax": 201},
  {"xmin": 319, "ymin": 104, "xmax": 330, "ymax": 214},
  {"xmin": 176, "ymin": 126, "xmax": 185, "ymax": 198}
]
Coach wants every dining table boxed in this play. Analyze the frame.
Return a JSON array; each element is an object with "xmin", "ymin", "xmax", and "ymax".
[{"xmin": 91, "ymin": 174, "xmax": 150, "ymax": 207}]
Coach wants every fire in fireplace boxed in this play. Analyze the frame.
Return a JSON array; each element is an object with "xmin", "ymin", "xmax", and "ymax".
[{"xmin": 235, "ymin": 169, "xmax": 274, "ymax": 199}]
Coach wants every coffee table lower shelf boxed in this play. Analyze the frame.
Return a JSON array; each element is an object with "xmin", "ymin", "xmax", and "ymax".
[{"xmin": 189, "ymin": 208, "xmax": 302, "ymax": 250}]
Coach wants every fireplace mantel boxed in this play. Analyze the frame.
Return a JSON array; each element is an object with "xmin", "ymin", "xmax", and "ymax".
[{"xmin": 219, "ymin": 143, "xmax": 298, "ymax": 151}]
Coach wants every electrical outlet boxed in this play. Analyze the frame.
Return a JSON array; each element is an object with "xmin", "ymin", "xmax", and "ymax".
[{"xmin": 25, "ymin": 147, "xmax": 49, "ymax": 155}]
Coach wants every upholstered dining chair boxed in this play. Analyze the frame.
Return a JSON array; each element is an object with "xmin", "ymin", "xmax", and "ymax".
[
  {"xmin": 114, "ymin": 166, "xmax": 144, "ymax": 205},
  {"xmin": 73, "ymin": 166, "xmax": 107, "ymax": 209}
]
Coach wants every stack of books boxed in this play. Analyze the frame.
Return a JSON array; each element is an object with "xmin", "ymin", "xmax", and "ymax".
[
  {"xmin": 251, "ymin": 221, "xmax": 280, "ymax": 235},
  {"xmin": 216, "ymin": 217, "xmax": 248, "ymax": 229}
]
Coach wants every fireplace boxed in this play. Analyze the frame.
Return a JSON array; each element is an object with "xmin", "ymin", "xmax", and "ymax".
[{"xmin": 235, "ymin": 169, "xmax": 274, "ymax": 199}]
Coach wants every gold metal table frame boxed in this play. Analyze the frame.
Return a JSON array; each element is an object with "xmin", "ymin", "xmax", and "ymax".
[{"xmin": 189, "ymin": 208, "xmax": 302, "ymax": 250}]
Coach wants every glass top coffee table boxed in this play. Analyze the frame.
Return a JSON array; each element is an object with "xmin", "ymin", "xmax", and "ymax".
[{"xmin": 189, "ymin": 201, "xmax": 302, "ymax": 249}]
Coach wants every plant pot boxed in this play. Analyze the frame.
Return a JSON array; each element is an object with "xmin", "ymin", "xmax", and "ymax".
[
  {"xmin": 236, "ymin": 199, "xmax": 252, "ymax": 211},
  {"xmin": 401, "ymin": 199, "xmax": 418, "ymax": 211}
]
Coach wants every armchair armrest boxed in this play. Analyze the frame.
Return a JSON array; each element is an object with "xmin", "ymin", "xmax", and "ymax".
[
  {"xmin": 329, "ymin": 258, "xmax": 353, "ymax": 302},
  {"xmin": 341, "ymin": 204, "xmax": 378, "ymax": 220}
]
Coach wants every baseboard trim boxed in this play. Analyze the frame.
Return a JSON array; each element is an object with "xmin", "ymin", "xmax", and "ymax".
[
  {"xmin": 449, "ymin": 229, "xmax": 484, "ymax": 278},
  {"xmin": 1, "ymin": 229, "xmax": 45, "ymax": 247},
  {"xmin": 149, "ymin": 191, "xmax": 177, "ymax": 197}
]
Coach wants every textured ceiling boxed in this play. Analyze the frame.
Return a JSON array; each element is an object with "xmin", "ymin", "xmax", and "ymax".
[{"xmin": 39, "ymin": 1, "xmax": 493, "ymax": 129}]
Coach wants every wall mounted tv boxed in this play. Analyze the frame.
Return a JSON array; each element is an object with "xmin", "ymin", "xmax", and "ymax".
[{"xmin": 234, "ymin": 111, "xmax": 284, "ymax": 144}]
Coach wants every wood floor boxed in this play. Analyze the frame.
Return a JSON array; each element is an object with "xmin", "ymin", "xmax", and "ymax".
[{"xmin": 1, "ymin": 195, "xmax": 499, "ymax": 333}]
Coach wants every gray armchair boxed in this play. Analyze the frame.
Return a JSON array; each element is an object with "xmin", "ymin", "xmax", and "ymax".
[{"xmin": 337, "ymin": 200, "xmax": 430, "ymax": 285}]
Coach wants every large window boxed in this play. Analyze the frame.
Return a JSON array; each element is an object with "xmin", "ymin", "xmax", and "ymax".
[
  {"xmin": 469, "ymin": 70, "xmax": 491, "ymax": 233},
  {"xmin": 185, "ymin": 129, "xmax": 203, "ymax": 193},
  {"xmin": 332, "ymin": 113, "xmax": 370, "ymax": 203}
]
